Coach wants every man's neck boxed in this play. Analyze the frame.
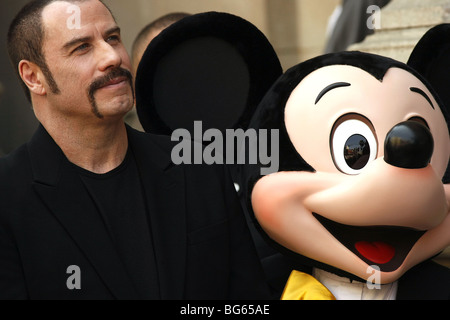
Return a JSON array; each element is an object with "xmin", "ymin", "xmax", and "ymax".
[{"xmin": 43, "ymin": 118, "xmax": 129, "ymax": 174}]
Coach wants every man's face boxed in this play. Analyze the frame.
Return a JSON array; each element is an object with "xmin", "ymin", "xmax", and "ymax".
[{"xmin": 41, "ymin": 0, "xmax": 134, "ymax": 120}]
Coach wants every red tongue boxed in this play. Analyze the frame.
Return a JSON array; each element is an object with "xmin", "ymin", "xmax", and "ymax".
[{"xmin": 354, "ymin": 241, "xmax": 395, "ymax": 264}]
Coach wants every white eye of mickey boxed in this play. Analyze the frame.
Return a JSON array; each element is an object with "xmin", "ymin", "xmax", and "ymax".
[{"xmin": 331, "ymin": 119, "xmax": 377, "ymax": 175}]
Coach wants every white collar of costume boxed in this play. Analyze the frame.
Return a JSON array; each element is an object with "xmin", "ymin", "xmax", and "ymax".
[{"xmin": 313, "ymin": 268, "xmax": 398, "ymax": 300}]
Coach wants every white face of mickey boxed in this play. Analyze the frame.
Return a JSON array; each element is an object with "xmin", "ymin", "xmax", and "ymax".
[{"xmin": 251, "ymin": 65, "xmax": 450, "ymax": 284}]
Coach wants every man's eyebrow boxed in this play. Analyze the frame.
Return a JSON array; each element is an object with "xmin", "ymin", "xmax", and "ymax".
[
  {"xmin": 104, "ymin": 26, "xmax": 121, "ymax": 37},
  {"xmin": 62, "ymin": 36, "xmax": 92, "ymax": 52},
  {"xmin": 315, "ymin": 82, "xmax": 351, "ymax": 105},
  {"xmin": 62, "ymin": 26, "xmax": 121, "ymax": 52},
  {"xmin": 410, "ymin": 87, "xmax": 435, "ymax": 110}
]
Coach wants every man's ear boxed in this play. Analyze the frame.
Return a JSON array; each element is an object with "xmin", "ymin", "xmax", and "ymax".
[{"xmin": 18, "ymin": 60, "xmax": 47, "ymax": 96}]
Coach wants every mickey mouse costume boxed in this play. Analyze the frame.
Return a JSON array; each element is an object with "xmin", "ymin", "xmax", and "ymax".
[{"xmin": 244, "ymin": 25, "xmax": 450, "ymax": 300}]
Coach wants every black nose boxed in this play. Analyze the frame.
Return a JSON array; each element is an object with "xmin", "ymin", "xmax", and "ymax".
[{"xmin": 384, "ymin": 121, "xmax": 434, "ymax": 169}]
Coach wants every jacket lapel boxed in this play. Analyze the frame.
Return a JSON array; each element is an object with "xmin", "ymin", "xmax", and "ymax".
[
  {"xmin": 29, "ymin": 126, "xmax": 139, "ymax": 299},
  {"xmin": 128, "ymin": 128, "xmax": 187, "ymax": 299}
]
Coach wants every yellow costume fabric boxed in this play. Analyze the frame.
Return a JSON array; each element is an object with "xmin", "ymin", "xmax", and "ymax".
[{"xmin": 281, "ymin": 270, "xmax": 336, "ymax": 300}]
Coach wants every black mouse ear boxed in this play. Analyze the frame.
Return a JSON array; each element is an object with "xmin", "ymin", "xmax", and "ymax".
[
  {"xmin": 135, "ymin": 12, "xmax": 282, "ymax": 137},
  {"xmin": 407, "ymin": 24, "xmax": 450, "ymax": 183},
  {"xmin": 408, "ymin": 24, "xmax": 450, "ymax": 114}
]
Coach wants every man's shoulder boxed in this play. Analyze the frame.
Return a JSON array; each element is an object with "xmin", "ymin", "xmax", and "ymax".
[
  {"xmin": 127, "ymin": 127, "xmax": 176, "ymax": 154},
  {"xmin": 0, "ymin": 143, "xmax": 30, "ymax": 179},
  {"xmin": 127, "ymin": 127, "xmax": 228, "ymax": 178},
  {"xmin": 128, "ymin": 127, "xmax": 206, "ymax": 165},
  {"xmin": 0, "ymin": 143, "xmax": 33, "ymax": 208}
]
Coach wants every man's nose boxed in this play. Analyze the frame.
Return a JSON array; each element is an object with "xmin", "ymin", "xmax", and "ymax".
[
  {"xmin": 97, "ymin": 42, "xmax": 122, "ymax": 71},
  {"xmin": 384, "ymin": 121, "xmax": 434, "ymax": 169}
]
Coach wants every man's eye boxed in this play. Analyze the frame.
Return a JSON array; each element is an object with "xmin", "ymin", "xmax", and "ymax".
[
  {"xmin": 107, "ymin": 35, "xmax": 121, "ymax": 44},
  {"xmin": 74, "ymin": 43, "xmax": 90, "ymax": 53}
]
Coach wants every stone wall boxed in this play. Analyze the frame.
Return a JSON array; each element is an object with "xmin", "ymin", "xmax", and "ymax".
[{"xmin": 350, "ymin": 0, "xmax": 450, "ymax": 62}]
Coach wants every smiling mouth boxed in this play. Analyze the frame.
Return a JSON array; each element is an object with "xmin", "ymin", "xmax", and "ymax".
[
  {"xmin": 100, "ymin": 77, "xmax": 128, "ymax": 89},
  {"xmin": 313, "ymin": 213, "xmax": 426, "ymax": 272}
]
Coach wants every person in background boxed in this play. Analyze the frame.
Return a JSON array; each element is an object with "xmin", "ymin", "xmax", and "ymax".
[
  {"xmin": 125, "ymin": 12, "xmax": 191, "ymax": 130},
  {"xmin": 131, "ymin": 12, "xmax": 191, "ymax": 77}
]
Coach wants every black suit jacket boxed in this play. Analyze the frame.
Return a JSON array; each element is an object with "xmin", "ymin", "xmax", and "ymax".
[{"xmin": 0, "ymin": 125, "xmax": 270, "ymax": 300}]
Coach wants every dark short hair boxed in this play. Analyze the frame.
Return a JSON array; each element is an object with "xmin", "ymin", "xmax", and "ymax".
[
  {"xmin": 7, "ymin": 0, "xmax": 111, "ymax": 103},
  {"xmin": 131, "ymin": 12, "xmax": 190, "ymax": 65}
]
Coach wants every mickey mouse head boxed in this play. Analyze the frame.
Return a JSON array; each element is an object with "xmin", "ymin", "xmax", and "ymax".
[
  {"xmin": 246, "ymin": 37, "xmax": 450, "ymax": 287},
  {"xmin": 251, "ymin": 53, "xmax": 449, "ymax": 283}
]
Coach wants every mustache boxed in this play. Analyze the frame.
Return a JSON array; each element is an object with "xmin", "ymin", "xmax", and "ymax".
[
  {"xmin": 88, "ymin": 67, "xmax": 133, "ymax": 98},
  {"xmin": 87, "ymin": 67, "xmax": 134, "ymax": 119}
]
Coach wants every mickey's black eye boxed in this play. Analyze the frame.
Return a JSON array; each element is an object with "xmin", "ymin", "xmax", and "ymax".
[
  {"xmin": 343, "ymin": 134, "xmax": 371, "ymax": 170},
  {"xmin": 331, "ymin": 116, "xmax": 378, "ymax": 175}
]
